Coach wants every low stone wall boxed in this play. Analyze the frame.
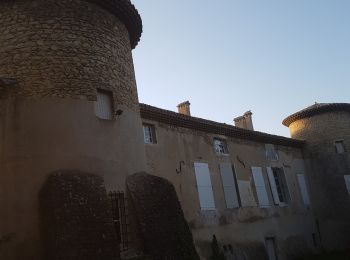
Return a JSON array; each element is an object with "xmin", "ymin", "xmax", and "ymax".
[
  {"xmin": 39, "ymin": 170, "xmax": 119, "ymax": 260},
  {"xmin": 127, "ymin": 172, "xmax": 200, "ymax": 260}
]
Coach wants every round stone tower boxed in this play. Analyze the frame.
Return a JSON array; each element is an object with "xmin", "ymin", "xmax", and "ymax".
[
  {"xmin": 283, "ymin": 103, "xmax": 350, "ymax": 251},
  {"xmin": 0, "ymin": 0, "xmax": 146, "ymax": 258}
]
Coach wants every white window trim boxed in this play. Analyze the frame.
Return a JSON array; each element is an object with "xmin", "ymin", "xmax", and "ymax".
[
  {"xmin": 267, "ymin": 167, "xmax": 290, "ymax": 207},
  {"xmin": 219, "ymin": 163, "xmax": 240, "ymax": 209},
  {"xmin": 251, "ymin": 166, "xmax": 270, "ymax": 208},
  {"xmin": 194, "ymin": 162, "xmax": 216, "ymax": 211},
  {"xmin": 297, "ymin": 173, "xmax": 311, "ymax": 206}
]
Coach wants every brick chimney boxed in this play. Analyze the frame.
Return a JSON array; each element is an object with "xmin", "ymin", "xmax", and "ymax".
[
  {"xmin": 234, "ymin": 111, "xmax": 254, "ymax": 131},
  {"xmin": 177, "ymin": 101, "xmax": 191, "ymax": 116}
]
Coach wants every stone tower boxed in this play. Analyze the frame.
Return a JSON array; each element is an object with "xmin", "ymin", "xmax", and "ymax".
[
  {"xmin": 283, "ymin": 103, "xmax": 350, "ymax": 251},
  {"xmin": 0, "ymin": 0, "xmax": 146, "ymax": 259}
]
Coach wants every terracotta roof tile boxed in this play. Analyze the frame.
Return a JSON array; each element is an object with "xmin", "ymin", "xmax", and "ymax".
[
  {"xmin": 282, "ymin": 103, "xmax": 350, "ymax": 127},
  {"xmin": 140, "ymin": 103, "xmax": 305, "ymax": 148},
  {"xmin": 84, "ymin": 0, "xmax": 142, "ymax": 49}
]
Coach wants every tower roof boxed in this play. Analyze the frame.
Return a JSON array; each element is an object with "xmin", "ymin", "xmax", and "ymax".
[
  {"xmin": 282, "ymin": 103, "xmax": 350, "ymax": 127},
  {"xmin": 85, "ymin": 0, "xmax": 142, "ymax": 49}
]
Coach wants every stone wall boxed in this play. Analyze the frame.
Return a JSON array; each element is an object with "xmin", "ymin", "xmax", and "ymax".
[
  {"xmin": 39, "ymin": 170, "xmax": 119, "ymax": 260},
  {"xmin": 289, "ymin": 111, "xmax": 350, "ymax": 251},
  {"xmin": 0, "ymin": 0, "xmax": 139, "ymax": 110},
  {"xmin": 289, "ymin": 111, "xmax": 350, "ymax": 157},
  {"xmin": 127, "ymin": 172, "xmax": 200, "ymax": 260}
]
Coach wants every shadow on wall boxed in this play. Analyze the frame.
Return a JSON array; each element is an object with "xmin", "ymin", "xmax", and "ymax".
[{"xmin": 39, "ymin": 170, "xmax": 120, "ymax": 260}]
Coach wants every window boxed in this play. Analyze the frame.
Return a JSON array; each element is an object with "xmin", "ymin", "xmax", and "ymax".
[
  {"xmin": 95, "ymin": 89, "xmax": 113, "ymax": 120},
  {"xmin": 265, "ymin": 237, "xmax": 278, "ymax": 260},
  {"xmin": 335, "ymin": 140, "xmax": 346, "ymax": 154},
  {"xmin": 219, "ymin": 163, "xmax": 240, "ymax": 208},
  {"xmin": 251, "ymin": 167, "xmax": 270, "ymax": 208},
  {"xmin": 194, "ymin": 162, "xmax": 215, "ymax": 210},
  {"xmin": 344, "ymin": 175, "xmax": 350, "ymax": 195},
  {"xmin": 267, "ymin": 167, "xmax": 290, "ymax": 206},
  {"xmin": 265, "ymin": 144, "xmax": 279, "ymax": 161},
  {"xmin": 297, "ymin": 174, "xmax": 311, "ymax": 206},
  {"xmin": 214, "ymin": 138, "xmax": 229, "ymax": 155},
  {"xmin": 143, "ymin": 124, "xmax": 157, "ymax": 144}
]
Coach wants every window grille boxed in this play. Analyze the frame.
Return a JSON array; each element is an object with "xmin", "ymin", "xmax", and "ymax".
[
  {"xmin": 109, "ymin": 191, "xmax": 129, "ymax": 252},
  {"xmin": 213, "ymin": 138, "xmax": 229, "ymax": 155},
  {"xmin": 143, "ymin": 124, "xmax": 157, "ymax": 144}
]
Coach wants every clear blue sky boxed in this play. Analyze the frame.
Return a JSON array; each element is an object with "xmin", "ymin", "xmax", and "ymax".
[{"xmin": 132, "ymin": 0, "xmax": 350, "ymax": 137}]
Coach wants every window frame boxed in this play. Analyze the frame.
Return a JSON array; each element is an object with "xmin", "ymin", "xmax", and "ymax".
[
  {"xmin": 272, "ymin": 167, "xmax": 290, "ymax": 206},
  {"xmin": 194, "ymin": 162, "xmax": 216, "ymax": 211},
  {"xmin": 265, "ymin": 144, "xmax": 279, "ymax": 161},
  {"xmin": 95, "ymin": 88, "xmax": 114, "ymax": 120},
  {"xmin": 335, "ymin": 140, "xmax": 346, "ymax": 154},
  {"xmin": 213, "ymin": 138, "xmax": 229, "ymax": 155},
  {"xmin": 143, "ymin": 123, "xmax": 157, "ymax": 144}
]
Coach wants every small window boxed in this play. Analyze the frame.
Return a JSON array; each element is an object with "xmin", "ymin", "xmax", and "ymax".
[
  {"xmin": 95, "ymin": 89, "xmax": 113, "ymax": 120},
  {"xmin": 214, "ymin": 138, "xmax": 229, "ymax": 155},
  {"xmin": 265, "ymin": 144, "xmax": 279, "ymax": 161},
  {"xmin": 335, "ymin": 140, "xmax": 346, "ymax": 154},
  {"xmin": 267, "ymin": 167, "xmax": 290, "ymax": 205},
  {"xmin": 143, "ymin": 124, "xmax": 157, "ymax": 144},
  {"xmin": 344, "ymin": 175, "xmax": 350, "ymax": 195}
]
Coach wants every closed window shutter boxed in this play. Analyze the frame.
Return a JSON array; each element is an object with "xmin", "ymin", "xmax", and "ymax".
[
  {"xmin": 297, "ymin": 174, "xmax": 311, "ymax": 205},
  {"xmin": 220, "ymin": 163, "xmax": 239, "ymax": 208},
  {"xmin": 267, "ymin": 167, "xmax": 280, "ymax": 205},
  {"xmin": 251, "ymin": 167, "xmax": 270, "ymax": 208},
  {"xmin": 344, "ymin": 175, "xmax": 350, "ymax": 195},
  {"xmin": 194, "ymin": 163, "xmax": 215, "ymax": 210},
  {"xmin": 95, "ymin": 90, "xmax": 113, "ymax": 120}
]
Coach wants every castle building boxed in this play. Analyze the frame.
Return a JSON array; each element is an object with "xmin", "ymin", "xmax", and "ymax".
[{"xmin": 0, "ymin": 0, "xmax": 349, "ymax": 259}]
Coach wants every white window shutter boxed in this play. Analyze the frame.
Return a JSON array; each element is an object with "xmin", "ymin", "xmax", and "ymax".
[
  {"xmin": 95, "ymin": 90, "xmax": 113, "ymax": 120},
  {"xmin": 194, "ymin": 163, "xmax": 215, "ymax": 210},
  {"xmin": 344, "ymin": 175, "xmax": 350, "ymax": 195},
  {"xmin": 220, "ymin": 163, "xmax": 239, "ymax": 208},
  {"xmin": 297, "ymin": 174, "xmax": 311, "ymax": 205},
  {"xmin": 251, "ymin": 167, "xmax": 270, "ymax": 208},
  {"xmin": 267, "ymin": 167, "xmax": 280, "ymax": 205}
]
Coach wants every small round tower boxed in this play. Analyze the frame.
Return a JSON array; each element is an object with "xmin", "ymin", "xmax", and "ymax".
[
  {"xmin": 0, "ymin": 0, "xmax": 145, "ymax": 258},
  {"xmin": 283, "ymin": 103, "xmax": 350, "ymax": 251}
]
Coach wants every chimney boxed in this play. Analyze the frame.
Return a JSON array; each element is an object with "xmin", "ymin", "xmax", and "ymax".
[
  {"xmin": 234, "ymin": 111, "xmax": 254, "ymax": 131},
  {"xmin": 177, "ymin": 101, "xmax": 191, "ymax": 116}
]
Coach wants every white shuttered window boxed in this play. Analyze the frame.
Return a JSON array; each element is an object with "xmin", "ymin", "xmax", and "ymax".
[
  {"xmin": 95, "ymin": 89, "xmax": 113, "ymax": 120},
  {"xmin": 220, "ymin": 163, "xmax": 239, "ymax": 208},
  {"xmin": 297, "ymin": 174, "xmax": 311, "ymax": 205},
  {"xmin": 251, "ymin": 167, "xmax": 270, "ymax": 208},
  {"xmin": 194, "ymin": 162, "xmax": 215, "ymax": 210},
  {"xmin": 267, "ymin": 167, "xmax": 280, "ymax": 205},
  {"xmin": 344, "ymin": 175, "xmax": 350, "ymax": 195}
]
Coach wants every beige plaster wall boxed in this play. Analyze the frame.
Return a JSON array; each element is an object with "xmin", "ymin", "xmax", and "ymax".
[
  {"xmin": 144, "ymin": 120, "xmax": 318, "ymax": 259},
  {"xmin": 0, "ymin": 98, "xmax": 146, "ymax": 259}
]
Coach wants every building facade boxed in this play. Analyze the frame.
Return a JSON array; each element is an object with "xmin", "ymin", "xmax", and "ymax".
[{"xmin": 0, "ymin": 0, "xmax": 349, "ymax": 259}]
